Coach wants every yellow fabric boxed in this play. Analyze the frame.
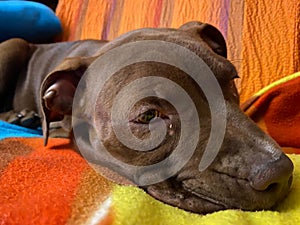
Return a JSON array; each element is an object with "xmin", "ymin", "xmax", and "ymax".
[
  {"xmin": 112, "ymin": 154, "xmax": 300, "ymax": 225},
  {"xmin": 253, "ymin": 71, "xmax": 300, "ymax": 97}
]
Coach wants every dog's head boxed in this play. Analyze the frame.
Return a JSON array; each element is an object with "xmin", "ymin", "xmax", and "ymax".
[{"xmin": 41, "ymin": 21, "xmax": 293, "ymax": 214}]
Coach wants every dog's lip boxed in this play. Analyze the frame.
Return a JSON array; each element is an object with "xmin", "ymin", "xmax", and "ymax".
[
  {"xmin": 183, "ymin": 186, "xmax": 229, "ymax": 208},
  {"xmin": 145, "ymin": 180, "xmax": 228, "ymax": 214},
  {"xmin": 145, "ymin": 168, "xmax": 292, "ymax": 213},
  {"xmin": 178, "ymin": 170, "xmax": 250, "ymax": 209},
  {"xmin": 181, "ymin": 168, "xmax": 291, "ymax": 211}
]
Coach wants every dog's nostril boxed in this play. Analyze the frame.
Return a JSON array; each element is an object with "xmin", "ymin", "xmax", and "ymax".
[
  {"xmin": 250, "ymin": 155, "xmax": 293, "ymax": 192},
  {"xmin": 250, "ymin": 178, "xmax": 280, "ymax": 192},
  {"xmin": 264, "ymin": 183, "xmax": 278, "ymax": 192}
]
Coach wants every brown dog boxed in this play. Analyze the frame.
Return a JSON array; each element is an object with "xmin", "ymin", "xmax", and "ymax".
[{"xmin": 0, "ymin": 21, "xmax": 294, "ymax": 214}]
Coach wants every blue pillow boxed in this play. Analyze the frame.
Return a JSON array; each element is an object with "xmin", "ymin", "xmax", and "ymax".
[{"xmin": 0, "ymin": 1, "xmax": 62, "ymax": 42}]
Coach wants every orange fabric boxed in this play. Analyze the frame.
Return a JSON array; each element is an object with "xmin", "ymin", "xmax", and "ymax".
[
  {"xmin": 55, "ymin": 0, "xmax": 232, "ymax": 41},
  {"xmin": 239, "ymin": 0, "xmax": 300, "ymax": 103},
  {"xmin": 0, "ymin": 138, "xmax": 113, "ymax": 225},
  {"xmin": 55, "ymin": 0, "xmax": 300, "ymax": 103},
  {"xmin": 243, "ymin": 73, "xmax": 300, "ymax": 154}
]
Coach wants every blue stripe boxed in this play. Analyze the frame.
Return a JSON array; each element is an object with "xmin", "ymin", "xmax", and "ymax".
[{"xmin": 0, "ymin": 120, "xmax": 42, "ymax": 140}]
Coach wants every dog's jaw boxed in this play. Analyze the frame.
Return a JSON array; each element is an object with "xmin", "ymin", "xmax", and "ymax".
[{"xmin": 145, "ymin": 163, "xmax": 292, "ymax": 214}]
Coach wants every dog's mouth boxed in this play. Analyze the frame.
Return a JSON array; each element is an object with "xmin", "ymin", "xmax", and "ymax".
[
  {"xmin": 144, "ymin": 179, "xmax": 227, "ymax": 214},
  {"xmin": 144, "ymin": 171, "xmax": 292, "ymax": 214}
]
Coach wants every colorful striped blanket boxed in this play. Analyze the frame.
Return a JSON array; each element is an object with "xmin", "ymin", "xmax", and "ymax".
[{"xmin": 0, "ymin": 73, "xmax": 300, "ymax": 224}]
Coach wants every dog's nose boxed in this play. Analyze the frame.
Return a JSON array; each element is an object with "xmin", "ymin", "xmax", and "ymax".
[{"xmin": 250, "ymin": 154, "xmax": 293, "ymax": 191}]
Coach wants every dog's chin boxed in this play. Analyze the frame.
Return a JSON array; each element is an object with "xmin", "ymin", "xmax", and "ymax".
[{"xmin": 143, "ymin": 177, "xmax": 291, "ymax": 214}]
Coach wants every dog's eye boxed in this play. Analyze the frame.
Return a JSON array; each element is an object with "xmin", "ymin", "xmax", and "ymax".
[{"xmin": 134, "ymin": 109, "xmax": 161, "ymax": 124}]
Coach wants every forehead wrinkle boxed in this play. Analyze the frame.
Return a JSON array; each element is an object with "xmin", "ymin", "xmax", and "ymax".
[{"xmin": 97, "ymin": 27, "xmax": 237, "ymax": 85}]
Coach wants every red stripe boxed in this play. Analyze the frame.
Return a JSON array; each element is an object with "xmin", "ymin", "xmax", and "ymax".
[{"xmin": 153, "ymin": 0, "xmax": 163, "ymax": 27}]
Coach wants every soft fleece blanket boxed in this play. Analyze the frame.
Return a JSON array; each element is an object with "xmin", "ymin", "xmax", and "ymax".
[{"xmin": 1, "ymin": 72, "xmax": 300, "ymax": 225}]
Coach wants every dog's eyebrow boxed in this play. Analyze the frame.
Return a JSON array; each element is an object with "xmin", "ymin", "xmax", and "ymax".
[
  {"xmin": 212, "ymin": 59, "xmax": 239, "ymax": 83},
  {"xmin": 228, "ymin": 68, "xmax": 239, "ymax": 80}
]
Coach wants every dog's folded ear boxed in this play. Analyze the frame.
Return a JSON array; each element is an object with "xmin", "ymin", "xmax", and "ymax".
[
  {"xmin": 179, "ymin": 21, "xmax": 227, "ymax": 58},
  {"xmin": 40, "ymin": 56, "xmax": 96, "ymax": 145}
]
